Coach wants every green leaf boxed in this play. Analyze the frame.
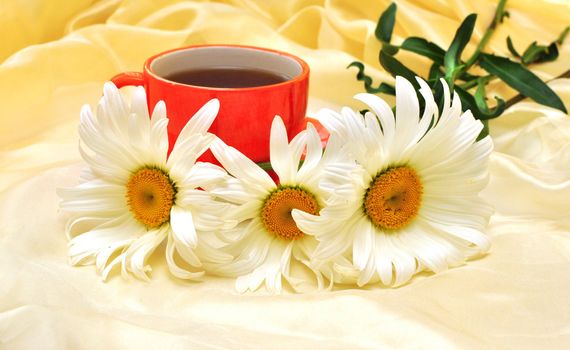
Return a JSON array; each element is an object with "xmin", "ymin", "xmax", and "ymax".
[
  {"xmin": 347, "ymin": 61, "xmax": 396, "ymax": 95},
  {"xmin": 477, "ymin": 120, "xmax": 490, "ymax": 141},
  {"xmin": 381, "ymin": 43, "xmax": 399, "ymax": 56},
  {"xmin": 506, "ymin": 36, "xmax": 520, "ymax": 58},
  {"xmin": 479, "ymin": 54, "xmax": 567, "ymax": 113},
  {"xmin": 534, "ymin": 43, "xmax": 558, "ymax": 64},
  {"xmin": 474, "ymin": 78, "xmax": 506, "ymax": 119},
  {"xmin": 375, "ymin": 3, "xmax": 397, "ymax": 43},
  {"xmin": 521, "ymin": 41, "xmax": 541, "ymax": 63},
  {"xmin": 444, "ymin": 13, "xmax": 477, "ymax": 83},
  {"xmin": 522, "ymin": 42, "xmax": 558, "ymax": 65},
  {"xmin": 455, "ymin": 86, "xmax": 505, "ymax": 120},
  {"xmin": 517, "ymin": 25, "xmax": 567, "ymax": 65},
  {"xmin": 433, "ymin": 81, "xmax": 445, "ymax": 113},
  {"xmin": 400, "ymin": 37, "xmax": 446, "ymax": 65},
  {"xmin": 557, "ymin": 26, "xmax": 569, "ymax": 45},
  {"xmin": 379, "ymin": 50, "xmax": 420, "ymax": 89}
]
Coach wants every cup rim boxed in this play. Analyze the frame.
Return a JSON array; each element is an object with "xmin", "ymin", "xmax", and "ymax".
[{"xmin": 143, "ymin": 44, "xmax": 310, "ymax": 92}]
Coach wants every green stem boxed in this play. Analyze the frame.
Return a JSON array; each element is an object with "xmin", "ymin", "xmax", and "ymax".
[
  {"xmin": 257, "ymin": 159, "xmax": 308, "ymax": 172},
  {"xmin": 459, "ymin": 74, "xmax": 497, "ymax": 90},
  {"xmin": 256, "ymin": 162, "xmax": 273, "ymax": 171},
  {"xmin": 464, "ymin": 0, "xmax": 508, "ymax": 70}
]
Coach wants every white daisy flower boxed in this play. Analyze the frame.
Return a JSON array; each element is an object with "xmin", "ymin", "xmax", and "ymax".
[
  {"xmin": 205, "ymin": 116, "xmax": 340, "ymax": 293},
  {"xmin": 293, "ymin": 76, "xmax": 493, "ymax": 287},
  {"xmin": 58, "ymin": 82, "xmax": 231, "ymax": 281}
]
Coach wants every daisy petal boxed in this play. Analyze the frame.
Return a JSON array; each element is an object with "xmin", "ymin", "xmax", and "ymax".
[
  {"xmin": 150, "ymin": 101, "xmax": 169, "ymax": 163},
  {"xmin": 183, "ymin": 161, "xmax": 228, "ymax": 190},
  {"xmin": 291, "ymin": 210, "xmax": 335, "ymax": 236},
  {"xmin": 168, "ymin": 133, "xmax": 215, "ymax": 179},
  {"xmin": 352, "ymin": 219, "xmax": 374, "ymax": 270},
  {"xmin": 226, "ymin": 200, "xmax": 262, "ymax": 222},
  {"xmin": 392, "ymin": 260, "xmax": 416, "ymax": 287},
  {"xmin": 179, "ymin": 98, "xmax": 220, "ymax": 137},
  {"xmin": 375, "ymin": 233, "xmax": 393, "ymax": 285},
  {"xmin": 101, "ymin": 254, "xmax": 126, "ymax": 281},
  {"xmin": 102, "ymin": 82, "xmax": 129, "ymax": 133},
  {"xmin": 174, "ymin": 237, "xmax": 202, "ymax": 267},
  {"xmin": 354, "ymin": 92, "xmax": 395, "ymax": 146},
  {"xmin": 283, "ymin": 129, "xmax": 308, "ymax": 184},
  {"xmin": 208, "ymin": 221, "xmax": 272, "ymax": 277},
  {"xmin": 131, "ymin": 86, "xmax": 150, "ymax": 123},
  {"xmin": 315, "ymin": 109, "xmax": 347, "ymax": 140},
  {"xmin": 124, "ymin": 227, "xmax": 168, "ymax": 281},
  {"xmin": 257, "ymin": 239, "xmax": 289, "ymax": 293},
  {"xmin": 195, "ymin": 238, "xmax": 234, "ymax": 264},
  {"xmin": 269, "ymin": 116, "xmax": 291, "ymax": 181},
  {"xmin": 95, "ymin": 240, "xmax": 133, "ymax": 276},
  {"xmin": 150, "ymin": 100, "xmax": 167, "ymax": 122},
  {"xmin": 68, "ymin": 214, "xmax": 140, "ymax": 266},
  {"xmin": 297, "ymin": 123, "xmax": 324, "ymax": 182},
  {"xmin": 210, "ymin": 138, "xmax": 275, "ymax": 191},
  {"xmin": 393, "ymin": 76, "xmax": 420, "ymax": 155},
  {"xmin": 165, "ymin": 234, "xmax": 205, "ymax": 280},
  {"xmin": 429, "ymin": 221, "xmax": 491, "ymax": 252},
  {"xmin": 170, "ymin": 205, "xmax": 198, "ymax": 248},
  {"xmin": 313, "ymin": 214, "xmax": 360, "ymax": 260},
  {"xmin": 357, "ymin": 254, "xmax": 377, "ymax": 287}
]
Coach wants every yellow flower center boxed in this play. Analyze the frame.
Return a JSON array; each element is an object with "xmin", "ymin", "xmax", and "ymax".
[
  {"xmin": 363, "ymin": 166, "xmax": 423, "ymax": 230},
  {"xmin": 261, "ymin": 187, "xmax": 319, "ymax": 240},
  {"xmin": 126, "ymin": 167, "xmax": 176, "ymax": 228}
]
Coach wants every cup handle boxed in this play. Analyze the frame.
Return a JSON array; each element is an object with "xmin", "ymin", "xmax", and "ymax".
[{"xmin": 110, "ymin": 72, "xmax": 144, "ymax": 88}]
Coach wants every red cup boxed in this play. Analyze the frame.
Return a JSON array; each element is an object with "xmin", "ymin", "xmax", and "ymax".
[{"xmin": 111, "ymin": 45, "xmax": 310, "ymax": 163}]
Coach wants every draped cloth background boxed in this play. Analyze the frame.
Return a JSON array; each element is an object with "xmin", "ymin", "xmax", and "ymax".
[{"xmin": 1, "ymin": 0, "xmax": 569, "ymax": 348}]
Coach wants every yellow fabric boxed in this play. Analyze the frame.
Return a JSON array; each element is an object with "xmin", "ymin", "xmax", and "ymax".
[{"xmin": 1, "ymin": 0, "xmax": 570, "ymax": 348}]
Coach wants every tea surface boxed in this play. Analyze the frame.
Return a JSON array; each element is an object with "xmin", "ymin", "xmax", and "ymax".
[{"xmin": 164, "ymin": 68, "xmax": 288, "ymax": 88}]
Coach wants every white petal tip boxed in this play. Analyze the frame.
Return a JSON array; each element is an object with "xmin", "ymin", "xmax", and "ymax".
[
  {"xmin": 103, "ymin": 81, "xmax": 119, "ymax": 94},
  {"xmin": 203, "ymin": 99, "xmax": 220, "ymax": 117},
  {"xmin": 353, "ymin": 92, "xmax": 371, "ymax": 100},
  {"xmin": 80, "ymin": 104, "xmax": 92, "ymax": 115},
  {"xmin": 208, "ymin": 98, "xmax": 220, "ymax": 108}
]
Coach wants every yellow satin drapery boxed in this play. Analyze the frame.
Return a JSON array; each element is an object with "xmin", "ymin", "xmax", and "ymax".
[{"xmin": 1, "ymin": 0, "xmax": 569, "ymax": 349}]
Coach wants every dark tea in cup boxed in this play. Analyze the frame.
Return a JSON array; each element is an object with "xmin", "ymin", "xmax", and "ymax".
[{"xmin": 163, "ymin": 68, "xmax": 289, "ymax": 88}]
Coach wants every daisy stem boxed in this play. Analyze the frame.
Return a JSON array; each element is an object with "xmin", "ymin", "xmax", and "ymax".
[
  {"xmin": 256, "ymin": 161, "xmax": 273, "ymax": 171},
  {"xmin": 257, "ymin": 160, "xmax": 307, "ymax": 172},
  {"xmin": 463, "ymin": 0, "xmax": 508, "ymax": 70}
]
